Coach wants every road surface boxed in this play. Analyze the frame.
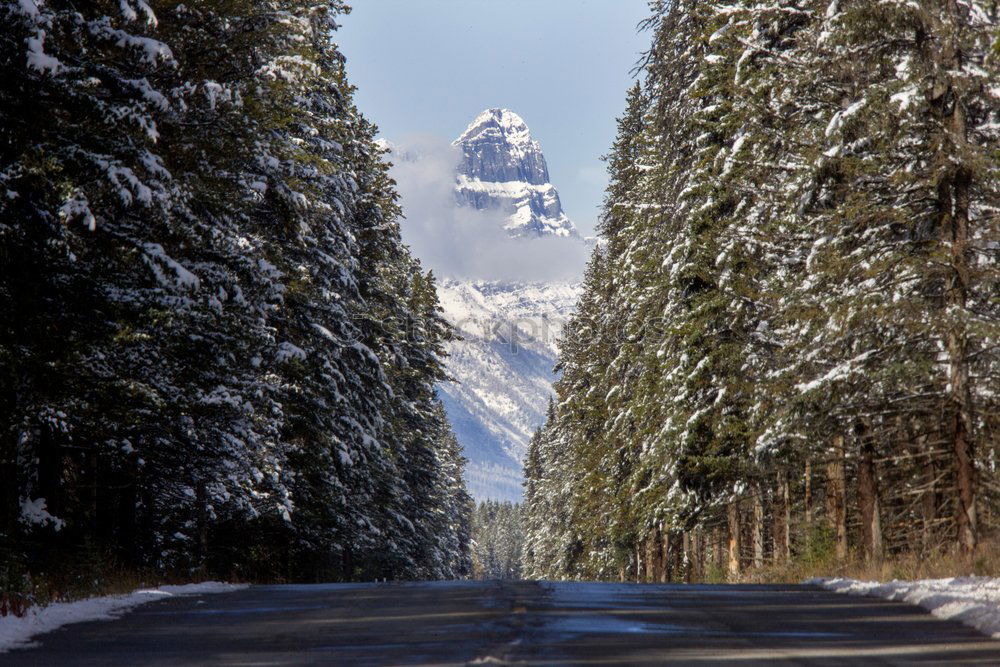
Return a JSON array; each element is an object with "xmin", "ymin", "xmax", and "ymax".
[{"xmin": 3, "ymin": 581, "xmax": 999, "ymax": 665}]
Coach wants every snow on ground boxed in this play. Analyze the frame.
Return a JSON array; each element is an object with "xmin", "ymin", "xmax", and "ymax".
[
  {"xmin": 810, "ymin": 576, "xmax": 1000, "ymax": 639},
  {"xmin": 0, "ymin": 582, "xmax": 246, "ymax": 653}
]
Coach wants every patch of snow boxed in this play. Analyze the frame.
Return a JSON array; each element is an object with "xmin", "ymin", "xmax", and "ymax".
[
  {"xmin": 19, "ymin": 498, "xmax": 64, "ymax": 531},
  {"xmin": 891, "ymin": 86, "xmax": 920, "ymax": 111},
  {"xmin": 58, "ymin": 192, "xmax": 96, "ymax": 232},
  {"xmin": 15, "ymin": 0, "xmax": 41, "ymax": 20},
  {"xmin": 0, "ymin": 582, "xmax": 246, "ymax": 654},
  {"xmin": 275, "ymin": 341, "xmax": 306, "ymax": 363},
  {"xmin": 26, "ymin": 31, "xmax": 63, "ymax": 75},
  {"xmin": 810, "ymin": 576, "xmax": 1000, "ymax": 639},
  {"xmin": 143, "ymin": 243, "xmax": 201, "ymax": 291}
]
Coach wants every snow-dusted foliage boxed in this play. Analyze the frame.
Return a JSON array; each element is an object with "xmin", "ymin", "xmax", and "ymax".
[
  {"xmin": 524, "ymin": 0, "xmax": 1000, "ymax": 581},
  {"xmin": 0, "ymin": 0, "xmax": 470, "ymax": 584},
  {"xmin": 470, "ymin": 500, "xmax": 524, "ymax": 579}
]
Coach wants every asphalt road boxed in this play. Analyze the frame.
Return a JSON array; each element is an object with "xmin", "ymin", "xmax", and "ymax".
[{"xmin": 3, "ymin": 581, "xmax": 999, "ymax": 665}]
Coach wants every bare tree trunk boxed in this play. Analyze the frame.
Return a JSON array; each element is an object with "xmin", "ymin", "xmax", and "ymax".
[
  {"xmin": 689, "ymin": 527, "xmax": 698, "ymax": 582},
  {"xmin": 675, "ymin": 532, "xmax": 685, "ymax": 581},
  {"xmin": 940, "ymin": 0, "xmax": 977, "ymax": 555},
  {"xmin": 712, "ymin": 526, "xmax": 722, "ymax": 576},
  {"xmin": 87, "ymin": 447, "xmax": 99, "ymax": 536},
  {"xmin": 693, "ymin": 527, "xmax": 704, "ymax": 581},
  {"xmin": 660, "ymin": 528, "xmax": 670, "ymax": 583},
  {"xmin": 645, "ymin": 536, "xmax": 655, "ymax": 583},
  {"xmin": 804, "ymin": 460, "xmax": 813, "ymax": 527},
  {"xmin": 681, "ymin": 531, "xmax": 690, "ymax": 583},
  {"xmin": 752, "ymin": 488, "xmax": 764, "ymax": 569},
  {"xmin": 856, "ymin": 422, "xmax": 884, "ymax": 562},
  {"xmin": 727, "ymin": 501, "xmax": 740, "ymax": 579},
  {"xmin": 921, "ymin": 441, "xmax": 938, "ymax": 553},
  {"xmin": 949, "ymin": 241, "xmax": 976, "ymax": 554},
  {"xmin": 826, "ymin": 437, "xmax": 848, "ymax": 562},
  {"xmin": 196, "ymin": 480, "xmax": 209, "ymax": 573},
  {"xmin": 651, "ymin": 524, "xmax": 664, "ymax": 582},
  {"xmin": 773, "ymin": 469, "xmax": 791, "ymax": 565}
]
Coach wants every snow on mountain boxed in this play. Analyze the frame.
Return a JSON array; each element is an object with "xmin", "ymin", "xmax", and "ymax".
[
  {"xmin": 453, "ymin": 109, "xmax": 579, "ymax": 239},
  {"xmin": 437, "ymin": 279, "xmax": 581, "ymax": 502}
]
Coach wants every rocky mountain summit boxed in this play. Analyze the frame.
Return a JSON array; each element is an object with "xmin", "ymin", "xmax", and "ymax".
[{"xmin": 452, "ymin": 109, "xmax": 578, "ymax": 238}]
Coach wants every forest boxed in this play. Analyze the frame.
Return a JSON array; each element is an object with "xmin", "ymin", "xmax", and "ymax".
[
  {"xmin": 0, "ymin": 0, "xmax": 472, "ymax": 596},
  {"xmin": 524, "ymin": 0, "xmax": 1000, "ymax": 582},
  {"xmin": 470, "ymin": 501, "xmax": 524, "ymax": 580},
  {"xmin": 4, "ymin": 0, "xmax": 999, "ymax": 599}
]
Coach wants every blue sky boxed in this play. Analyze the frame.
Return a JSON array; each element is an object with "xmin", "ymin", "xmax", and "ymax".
[{"xmin": 336, "ymin": 0, "xmax": 651, "ymax": 236}]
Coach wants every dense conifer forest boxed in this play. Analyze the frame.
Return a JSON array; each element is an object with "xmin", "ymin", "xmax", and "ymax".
[
  {"xmin": 0, "ymin": 0, "xmax": 472, "ymax": 593},
  {"xmin": 524, "ymin": 0, "xmax": 1000, "ymax": 581},
  {"xmin": 470, "ymin": 501, "xmax": 524, "ymax": 580},
  {"xmin": 4, "ymin": 0, "xmax": 999, "ymax": 596}
]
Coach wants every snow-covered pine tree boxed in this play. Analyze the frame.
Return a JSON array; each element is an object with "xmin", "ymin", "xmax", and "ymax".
[
  {"xmin": 0, "ymin": 0, "xmax": 472, "ymax": 586},
  {"xmin": 471, "ymin": 500, "xmax": 525, "ymax": 579}
]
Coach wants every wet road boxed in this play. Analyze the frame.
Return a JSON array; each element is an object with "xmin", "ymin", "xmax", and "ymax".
[{"xmin": 3, "ymin": 581, "xmax": 999, "ymax": 665}]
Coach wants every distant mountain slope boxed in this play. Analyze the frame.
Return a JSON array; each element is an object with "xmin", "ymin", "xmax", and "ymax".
[{"xmin": 436, "ymin": 280, "xmax": 582, "ymax": 501}]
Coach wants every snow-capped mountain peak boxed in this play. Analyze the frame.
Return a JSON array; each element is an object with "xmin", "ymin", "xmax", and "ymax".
[
  {"xmin": 453, "ymin": 108, "xmax": 579, "ymax": 239},
  {"xmin": 454, "ymin": 108, "xmax": 539, "ymax": 171}
]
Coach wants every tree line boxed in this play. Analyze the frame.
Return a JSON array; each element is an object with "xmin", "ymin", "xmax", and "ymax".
[
  {"xmin": 0, "ymin": 0, "xmax": 471, "ymax": 591},
  {"xmin": 524, "ymin": 0, "xmax": 1000, "ymax": 581},
  {"xmin": 470, "ymin": 500, "xmax": 524, "ymax": 580}
]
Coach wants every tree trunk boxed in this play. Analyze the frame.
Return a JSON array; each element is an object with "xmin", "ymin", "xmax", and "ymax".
[
  {"xmin": 671, "ymin": 532, "xmax": 684, "ymax": 582},
  {"xmin": 856, "ymin": 422, "xmax": 884, "ymax": 562},
  {"xmin": 916, "ymin": 433, "xmax": 938, "ymax": 554},
  {"xmin": 343, "ymin": 546, "xmax": 355, "ymax": 581},
  {"xmin": 804, "ymin": 460, "xmax": 812, "ymax": 527},
  {"xmin": 37, "ymin": 424, "xmax": 63, "ymax": 522},
  {"xmin": 773, "ymin": 469, "xmax": 791, "ymax": 565},
  {"xmin": 826, "ymin": 437, "xmax": 848, "ymax": 562},
  {"xmin": 660, "ymin": 528, "xmax": 670, "ymax": 583},
  {"xmin": 692, "ymin": 527, "xmax": 703, "ymax": 581},
  {"xmin": 727, "ymin": 501, "xmax": 740, "ymax": 579},
  {"xmin": 196, "ymin": 480, "xmax": 209, "ymax": 572},
  {"xmin": 651, "ymin": 524, "xmax": 665, "ymax": 582},
  {"xmin": 940, "ymin": 0, "xmax": 977, "ymax": 555},
  {"xmin": 682, "ymin": 531, "xmax": 691, "ymax": 583},
  {"xmin": 712, "ymin": 526, "xmax": 723, "ymax": 575},
  {"xmin": 752, "ymin": 488, "xmax": 764, "ymax": 569},
  {"xmin": 84, "ymin": 446, "xmax": 99, "ymax": 537}
]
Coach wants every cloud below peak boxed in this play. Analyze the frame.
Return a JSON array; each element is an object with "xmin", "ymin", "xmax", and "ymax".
[{"xmin": 384, "ymin": 135, "xmax": 590, "ymax": 283}]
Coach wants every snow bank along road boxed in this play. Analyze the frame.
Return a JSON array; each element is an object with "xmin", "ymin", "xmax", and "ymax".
[{"xmin": 3, "ymin": 581, "xmax": 1000, "ymax": 665}]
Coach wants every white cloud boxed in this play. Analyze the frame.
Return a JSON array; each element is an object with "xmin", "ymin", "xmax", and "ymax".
[{"xmin": 384, "ymin": 135, "xmax": 590, "ymax": 282}]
